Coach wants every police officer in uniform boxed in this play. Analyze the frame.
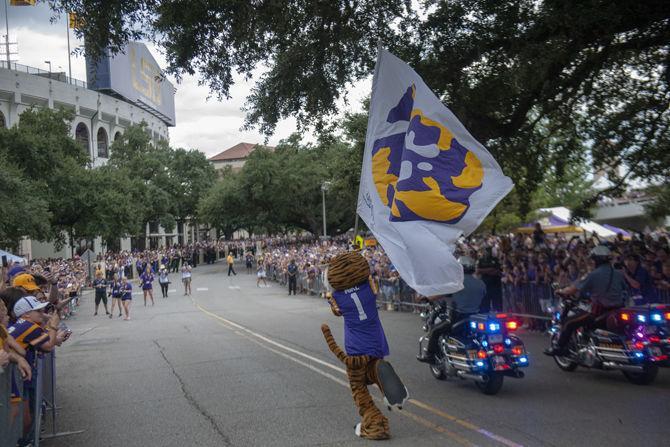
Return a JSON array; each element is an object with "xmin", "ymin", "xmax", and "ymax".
[
  {"xmin": 417, "ymin": 256, "xmax": 486, "ymax": 364},
  {"xmin": 544, "ymin": 245, "xmax": 626, "ymax": 356}
]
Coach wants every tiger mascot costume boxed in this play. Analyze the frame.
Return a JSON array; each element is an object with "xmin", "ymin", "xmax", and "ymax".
[{"xmin": 321, "ymin": 251, "xmax": 408, "ymax": 440}]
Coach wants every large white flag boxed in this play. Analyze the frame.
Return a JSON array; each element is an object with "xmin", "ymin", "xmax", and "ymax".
[{"xmin": 358, "ymin": 48, "xmax": 513, "ymax": 296}]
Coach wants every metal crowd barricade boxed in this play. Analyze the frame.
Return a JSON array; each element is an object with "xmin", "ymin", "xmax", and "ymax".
[
  {"xmin": 653, "ymin": 287, "xmax": 670, "ymax": 304},
  {"xmin": 18, "ymin": 351, "xmax": 84, "ymax": 447},
  {"xmin": 1, "ymin": 363, "xmax": 24, "ymax": 446},
  {"xmin": 262, "ymin": 263, "xmax": 670, "ymax": 318},
  {"xmin": 501, "ymin": 282, "xmax": 670, "ymax": 322},
  {"xmin": 376, "ymin": 278, "xmax": 427, "ymax": 312},
  {"xmin": 33, "ymin": 351, "xmax": 84, "ymax": 446},
  {"xmin": 501, "ymin": 283, "xmax": 554, "ymax": 321}
]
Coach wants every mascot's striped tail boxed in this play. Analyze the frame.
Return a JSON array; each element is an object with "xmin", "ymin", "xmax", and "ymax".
[
  {"xmin": 320, "ymin": 324, "xmax": 409, "ymax": 412},
  {"xmin": 321, "ymin": 324, "xmax": 349, "ymax": 364},
  {"xmin": 320, "ymin": 323, "xmax": 391, "ymax": 440},
  {"xmin": 321, "ymin": 324, "xmax": 370, "ymax": 369}
]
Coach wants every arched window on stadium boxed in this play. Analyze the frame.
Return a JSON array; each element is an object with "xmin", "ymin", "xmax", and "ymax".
[
  {"xmin": 114, "ymin": 131, "xmax": 123, "ymax": 142},
  {"xmin": 97, "ymin": 128, "xmax": 109, "ymax": 158},
  {"xmin": 75, "ymin": 122, "xmax": 90, "ymax": 154},
  {"xmin": 0, "ymin": 111, "xmax": 6, "ymax": 128}
]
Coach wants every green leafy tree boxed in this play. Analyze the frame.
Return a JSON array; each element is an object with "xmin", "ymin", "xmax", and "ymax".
[
  {"xmin": 0, "ymin": 155, "xmax": 51, "ymax": 250},
  {"xmin": 53, "ymin": 0, "xmax": 670, "ymax": 217},
  {"xmin": 0, "ymin": 107, "xmax": 88, "ymax": 178},
  {"xmin": 167, "ymin": 148, "xmax": 217, "ymax": 224},
  {"xmin": 531, "ymin": 159, "xmax": 595, "ymax": 212},
  {"xmin": 71, "ymin": 166, "xmax": 145, "ymax": 247},
  {"xmin": 108, "ymin": 124, "xmax": 177, "ymax": 248},
  {"xmin": 0, "ymin": 107, "xmax": 90, "ymax": 248},
  {"xmin": 197, "ymin": 172, "xmax": 246, "ymax": 239},
  {"xmin": 644, "ymin": 185, "xmax": 670, "ymax": 224}
]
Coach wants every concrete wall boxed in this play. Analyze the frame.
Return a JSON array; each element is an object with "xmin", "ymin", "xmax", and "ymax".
[
  {"xmin": 212, "ymin": 159, "xmax": 246, "ymax": 172},
  {"xmin": 592, "ymin": 197, "xmax": 668, "ymax": 231},
  {"xmin": 0, "ymin": 68, "xmax": 170, "ymax": 164}
]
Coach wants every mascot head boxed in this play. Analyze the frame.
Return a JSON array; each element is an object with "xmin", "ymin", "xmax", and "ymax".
[{"xmin": 327, "ymin": 251, "xmax": 370, "ymax": 291}]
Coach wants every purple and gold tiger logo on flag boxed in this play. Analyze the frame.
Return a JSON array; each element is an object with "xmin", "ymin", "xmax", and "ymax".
[
  {"xmin": 358, "ymin": 48, "xmax": 512, "ymax": 296},
  {"xmin": 371, "ymin": 85, "xmax": 484, "ymax": 224}
]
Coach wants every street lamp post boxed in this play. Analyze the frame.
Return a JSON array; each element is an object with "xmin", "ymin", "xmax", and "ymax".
[
  {"xmin": 321, "ymin": 181, "xmax": 332, "ymax": 238},
  {"xmin": 44, "ymin": 60, "xmax": 51, "ymax": 75}
]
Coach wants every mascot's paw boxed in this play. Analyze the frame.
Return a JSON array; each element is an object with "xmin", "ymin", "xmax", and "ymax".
[
  {"xmin": 377, "ymin": 361, "xmax": 409, "ymax": 411},
  {"xmin": 355, "ymin": 420, "xmax": 391, "ymax": 440},
  {"xmin": 325, "ymin": 293, "xmax": 342, "ymax": 316}
]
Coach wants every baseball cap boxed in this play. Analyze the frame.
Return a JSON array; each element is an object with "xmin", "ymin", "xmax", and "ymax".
[
  {"xmin": 7, "ymin": 265, "xmax": 26, "ymax": 280},
  {"xmin": 13, "ymin": 295, "xmax": 49, "ymax": 318},
  {"xmin": 12, "ymin": 273, "xmax": 41, "ymax": 292}
]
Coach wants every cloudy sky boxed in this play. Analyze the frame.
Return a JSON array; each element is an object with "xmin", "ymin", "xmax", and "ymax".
[{"xmin": 5, "ymin": 3, "xmax": 369, "ymax": 158}]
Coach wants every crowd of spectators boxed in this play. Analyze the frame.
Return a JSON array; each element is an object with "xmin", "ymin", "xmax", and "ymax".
[
  {"xmin": 455, "ymin": 226, "xmax": 670, "ymax": 319},
  {"xmin": 235, "ymin": 228, "xmax": 670, "ymax": 316},
  {"xmin": 94, "ymin": 240, "xmax": 248, "ymax": 281},
  {"xmin": 2, "ymin": 227, "xmax": 668, "ymax": 444},
  {"xmin": 1, "ymin": 261, "xmax": 76, "ymax": 446},
  {"xmin": 245, "ymin": 236, "xmax": 406, "ymax": 302}
]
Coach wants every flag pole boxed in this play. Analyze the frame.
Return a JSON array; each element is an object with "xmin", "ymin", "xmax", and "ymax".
[
  {"xmin": 66, "ymin": 15, "xmax": 72, "ymax": 82},
  {"xmin": 352, "ymin": 40, "xmax": 383, "ymax": 248},
  {"xmin": 4, "ymin": 0, "xmax": 11, "ymax": 66}
]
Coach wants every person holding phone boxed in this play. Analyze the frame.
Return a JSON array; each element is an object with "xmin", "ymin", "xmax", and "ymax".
[
  {"xmin": 181, "ymin": 263, "xmax": 192, "ymax": 296},
  {"xmin": 8, "ymin": 296, "xmax": 63, "ymax": 447},
  {"xmin": 158, "ymin": 265, "xmax": 170, "ymax": 298}
]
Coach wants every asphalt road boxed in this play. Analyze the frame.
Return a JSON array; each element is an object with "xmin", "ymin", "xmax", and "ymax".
[{"xmin": 46, "ymin": 262, "xmax": 670, "ymax": 447}]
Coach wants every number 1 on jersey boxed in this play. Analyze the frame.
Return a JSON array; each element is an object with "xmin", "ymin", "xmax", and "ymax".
[{"xmin": 351, "ymin": 292, "xmax": 368, "ymax": 321}]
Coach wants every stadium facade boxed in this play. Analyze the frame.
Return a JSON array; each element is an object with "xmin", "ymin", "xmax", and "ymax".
[{"xmin": 0, "ymin": 42, "xmax": 201, "ymax": 258}]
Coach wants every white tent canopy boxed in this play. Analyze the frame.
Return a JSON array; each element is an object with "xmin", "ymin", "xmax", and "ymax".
[
  {"xmin": 0, "ymin": 248, "xmax": 27, "ymax": 265},
  {"xmin": 540, "ymin": 207, "xmax": 617, "ymax": 239}
]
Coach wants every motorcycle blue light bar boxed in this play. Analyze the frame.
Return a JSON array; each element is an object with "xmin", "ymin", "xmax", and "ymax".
[
  {"xmin": 488, "ymin": 322, "xmax": 500, "ymax": 332},
  {"xmin": 651, "ymin": 313, "xmax": 662, "ymax": 322},
  {"xmin": 637, "ymin": 314, "xmax": 646, "ymax": 323}
]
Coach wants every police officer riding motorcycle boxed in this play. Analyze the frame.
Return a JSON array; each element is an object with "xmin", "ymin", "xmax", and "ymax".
[
  {"xmin": 417, "ymin": 256, "xmax": 486, "ymax": 364},
  {"xmin": 544, "ymin": 245, "xmax": 626, "ymax": 356}
]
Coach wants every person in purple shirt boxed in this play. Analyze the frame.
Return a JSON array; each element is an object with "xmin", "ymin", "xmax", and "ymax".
[
  {"xmin": 139, "ymin": 267, "xmax": 155, "ymax": 307},
  {"xmin": 121, "ymin": 277, "xmax": 133, "ymax": 320}
]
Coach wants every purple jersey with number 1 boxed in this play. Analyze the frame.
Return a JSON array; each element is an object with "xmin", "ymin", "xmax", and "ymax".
[{"xmin": 332, "ymin": 281, "xmax": 389, "ymax": 358}]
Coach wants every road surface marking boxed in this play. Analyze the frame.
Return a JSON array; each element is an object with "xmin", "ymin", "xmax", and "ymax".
[
  {"xmin": 193, "ymin": 298, "xmax": 523, "ymax": 447},
  {"xmin": 194, "ymin": 300, "xmax": 475, "ymax": 447},
  {"xmin": 228, "ymin": 286, "xmax": 241, "ymax": 290},
  {"xmin": 196, "ymin": 287, "xmax": 209, "ymax": 291}
]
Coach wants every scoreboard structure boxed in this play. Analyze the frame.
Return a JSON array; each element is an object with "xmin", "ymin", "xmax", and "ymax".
[{"xmin": 86, "ymin": 42, "xmax": 176, "ymax": 127}]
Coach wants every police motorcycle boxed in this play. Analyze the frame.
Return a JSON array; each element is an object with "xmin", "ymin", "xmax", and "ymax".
[
  {"xmin": 548, "ymin": 290, "xmax": 660, "ymax": 385},
  {"xmin": 617, "ymin": 304, "xmax": 670, "ymax": 367},
  {"xmin": 419, "ymin": 302, "xmax": 528, "ymax": 395}
]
